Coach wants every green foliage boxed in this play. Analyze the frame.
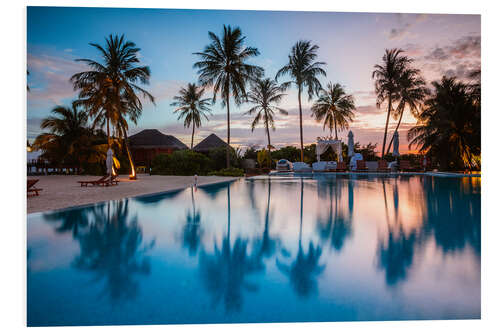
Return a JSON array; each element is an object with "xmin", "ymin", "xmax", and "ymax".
[
  {"xmin": 257, "ymin": 149, "xmax": 271, "ymax": 168},
  {"xmin": 208, "ymin": 167, "xmax": 244, "ymax": 177},
  {"xmin": 208, "ymin": 146, "xmax": 239, "ymax": 170},
  {"xmin": 151, "ymin": 150, "xmax": 212, "ymax": 175},
  {"xmin": 271, "ymin": 146, "xmax": 301, "ymax": 162},
  {"xmin": 243, "ymin": 146, "xmax": 259, "ymax": 160}
]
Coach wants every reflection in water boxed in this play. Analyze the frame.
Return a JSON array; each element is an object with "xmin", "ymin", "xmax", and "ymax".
[
  {"xmin": 28, "ymin": 175, "xmax": 481, "ymax": 325},
  {"xmin": 182, "ymin": 187, "xmax": 203, "ymax": 256},
  {"xmin": 199, "ymin": 184, "xmax": 261, "ymax": 312},
  {"xmin": 277, "ymin": 179, "xmax": 325, "ymax": 298},
  {"xmin": 72, "ymin": 200, "xmax": 154, "ymax": 303}
]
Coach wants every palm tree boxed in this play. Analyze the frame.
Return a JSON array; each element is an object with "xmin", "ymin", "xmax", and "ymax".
[
  {"xmin": 408, "ymin": 76, "xmax": 480, "ymax": 170},
  {"xmin": 311, "ymin": 82, "xmax": 355, "ymax": 140},
  {"xmin": 276, "ymin": 40, "xmax": 326, "ymax": 162},
  {"xmin": 386, "ymin": 68, "xmax": 428, "ymax": 153},
  {"xmin": 372, "ymin": 48, "xmax": 413, "ymax": 157},
  {"xmin": 32, "ymin": 104, "xmax": 107, "ymax": 170},
  {"xmin": 194, "ymin": 25, "xmax": 264, "ymax": 168},
  {"xmin": 244, "ymin": 78, "xmax": 288, "ymax": 166},
  {"xmin": 171, "ymin": 83, "xmax": 212, "ymax": 149},
  {"xmin": 71, "ymin": 34, "xmax": 155, "ymax": 173}
]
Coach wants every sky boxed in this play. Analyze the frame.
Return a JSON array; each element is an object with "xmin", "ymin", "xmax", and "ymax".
[{"xmin": 27, "ymin": 7, "xmax": 481, "ymax": 153}]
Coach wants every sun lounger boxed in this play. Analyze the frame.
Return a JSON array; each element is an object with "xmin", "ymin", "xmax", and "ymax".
[
  {"xmin": 103, "ymin": 175, "xmax": 120, "ymax": 186},
  {"xmin": 27, "ymin": 179, "xmax": 42, "ymax": 197},
  {"xmin": 78, "ymin": 175, "xmax": 109, "ymax": 187},
  {"xmin": 377, "ymin": 160, "xmax": 390, "ymax": 172},
  {"xmin": 312, "ymin": 161, "xmax": 327, "ymax": 172},
  {"xmin": 293, "ymin": 162, "xmax": 312, "ymax": 172},
  {"xmin": 335, "ymin": 161, "xmax": 347, "ymax": 172},
  {"xmin": 325, "ymin": 161, "xmax": 337, "ymax": 171},
  {"xmin": 355, "ymin": 160, "xmax": 368, "ymax": 172}
]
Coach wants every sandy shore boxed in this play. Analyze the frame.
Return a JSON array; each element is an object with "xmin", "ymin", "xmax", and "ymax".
[{"xmin": 27, "ymin": 174, "xmax": 238, "ymax": 214}]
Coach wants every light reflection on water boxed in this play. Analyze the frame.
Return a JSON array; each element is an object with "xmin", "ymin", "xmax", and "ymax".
[{"xmin": 27, "ymin": 174, "xmax": 480, "ymax": 326}]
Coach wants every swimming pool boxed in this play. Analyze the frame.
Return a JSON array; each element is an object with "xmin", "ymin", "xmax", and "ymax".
[{"xmin": 27, "ymin": 174, "xmax": 481, "ymax": 326}]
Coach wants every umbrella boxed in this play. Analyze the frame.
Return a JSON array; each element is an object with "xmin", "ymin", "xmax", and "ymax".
[
  {"xmin": 106, "ymin": 148, "xmax": 114, "ymax": 175},
  {"xmin": 393, "ymin": 131, "xmax": 400, "ymax": 157},
  {"xmin": 348, "ymin": 131, "xmax": 354, "ymax": 157}
]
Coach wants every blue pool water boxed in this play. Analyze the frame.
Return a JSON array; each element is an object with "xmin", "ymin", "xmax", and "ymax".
[{"xmin": 27, "ymin": 174, "xmax": 481, "ymax": 326}]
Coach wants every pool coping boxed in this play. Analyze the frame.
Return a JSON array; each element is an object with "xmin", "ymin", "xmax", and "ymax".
[
  {"xmin": 27, "ymin": 177, "xmax": 240, "ymax": 218},
  {"xmin": 265, "ymin": 171, "xmax": 480, "ymax": 178}
]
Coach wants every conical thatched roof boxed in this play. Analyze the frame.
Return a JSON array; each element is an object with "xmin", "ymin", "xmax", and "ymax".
[
  {"xmin": 129, "ymin": 129, "xmax": 188, "ymax": 150},
  {"xmin": 193, "ymin": 133, "xmax": 229, "ymax": 153}
]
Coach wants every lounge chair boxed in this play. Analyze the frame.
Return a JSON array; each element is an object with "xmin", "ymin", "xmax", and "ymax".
[
  {"xmin": 293, "ymin": 162, "xmax": 312, "ymax": 172},
  {"xmin": 78, "ymin": 175, "xmax": 109, "ymax": 187},
  {"xmin": 103, "ymin": 174, "xmax": 120, "ymax": 186},
  {"xmin": 377, "ymin": 160, "xmax": 390, "ymax": 172},
  {"xmin": 325, "ymin": 161, "xmax": 337, "ymax": 171},
  {"xmin": 335, "ymin": 161, "xmax": 347, "ymax": 172},
  {"xmin": 276, "ymin": 159, "xmax": 292, "ymax": 172},
  {"xmin": 355, "ymin": 160, "xmax": 368, "ymax": 172},
  {"xmin": 312, "ymin": 161, "xmax": 327, "ymax": 172},
  {"xmin": 27, "ymin": 179, "xmax": 42, "ymax": 197}
]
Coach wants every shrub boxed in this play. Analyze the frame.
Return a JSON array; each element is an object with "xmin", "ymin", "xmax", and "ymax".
[
  {"xmin": 208, "ymin": 146, "xmax": 239, "ymax": 169},
  {"xmin": 208, "ymin": 167, "xmax": 244, "ymax": 177},
  {"xmin": 151, "ymin": 150, "xmax": 212, "ymax": 175}
]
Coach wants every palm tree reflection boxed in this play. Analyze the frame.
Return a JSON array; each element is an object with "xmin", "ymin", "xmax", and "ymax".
[
  {"xmin": 182, "ymin": 186, "xmax": 203, "ymax": 256},
  {"xmin": 43, "ymin": 206, "xmax": 94, "ymax": 238},
  {"xmin": 278, "ymin": 178, "xmax": 325, "ymax": 298},
  {"xmin": 73, "ymin": 200, "xmax": 154, "ymax": 303},
  {"xmin": 199, "ymin": 183, "xmax": 260, "ymax": 312},
  {"xmin": 317, "ymin": 177, "xmax": 353, "ymax": 251}
]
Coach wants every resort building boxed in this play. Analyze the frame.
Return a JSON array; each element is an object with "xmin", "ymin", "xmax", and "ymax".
[
  {"xmin": 129, "ymin": 129, "xmax": 188, "ymax": 169},
  {"xmin": 193, "ymin": 133, "xmax": 229, "ymax": 153}
]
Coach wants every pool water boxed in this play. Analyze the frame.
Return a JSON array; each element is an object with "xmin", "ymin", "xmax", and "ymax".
[{"xmin": 27, "ymin": 174, "xmax": 481, "ymax": 326}]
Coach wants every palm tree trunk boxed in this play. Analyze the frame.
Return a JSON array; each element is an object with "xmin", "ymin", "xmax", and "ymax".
[
  {"xmin": 266, "ymin": 119, "xmax": 272, "ymax": 169},
  {"xmin": 106, "ymin": 116, "xmax": 110, "ymax": 147},
  {"xmin": 381, "ymin": 96, "xmax": 392, "ymax": 157},
  {"xmin": 387, "ymin": 110, "xmax": 404, "ymax": 154},
  {"xmin": 191, "ymin": 122, "xmax": 195, "ymax": 149},
  {"xmin": 334, "ymin": 117, "xmax": 338, "ymax": 140},
  {"xmin": 298, "ymin": 86, "xmax": 304, "ymax": 162},
  {"xmin": 226, "ymin": 94, "xmax": 231, "ymax": 169},
  {"xmin": 123, "ymin": 131, "xmax": 136, "ymax": 179}
]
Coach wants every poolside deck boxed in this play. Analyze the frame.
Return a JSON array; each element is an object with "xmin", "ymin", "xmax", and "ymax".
[{"xmin": 27, "ymin": 174, "xmax": 238, "ymax": 214}]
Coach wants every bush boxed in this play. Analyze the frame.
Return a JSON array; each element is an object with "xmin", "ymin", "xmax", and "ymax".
[
  {"xmin": 208, "ymin": 167, "xmax": 244, "ymax": 177},
  {"xmin": 151, "ymin": 150, "xmax": 212, "ymax": 175},
  {"xmin": 208, "ymin": 146, "xmax": 240, "ymax": 169}
]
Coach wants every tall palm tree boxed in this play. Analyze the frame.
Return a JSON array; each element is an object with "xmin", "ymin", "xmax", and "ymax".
[
  {"xmin": 311, "ymin": 82, "xmax": 355, "ymax": 140},
  {"xmin": 372, "ymin": 48, "xmax": 413, "ymax": 157},
  {"xmin": 194, "ymin": 25, "xmax": 264, "ymax": 168},
  {"xmin": 244, "ymin": 78, "xmax": 288, "ymax": 166},
  {"xmin": 276, "ymin": 40, "xmax": 326, "ymax": 161},
  {"xmin": 386, "ymin": 68, "xmax": 428, "ymax": 153},
  {"xmin": 408, "ymin": 76, "xmax": 480, "ymax": 170},
  {"xmin": 171, "ymin": 83, "xmax": 212, "ymax": 149},
  {"xmin": 71, "ymin": 34, "xmax": 155, "ymax": 173}
]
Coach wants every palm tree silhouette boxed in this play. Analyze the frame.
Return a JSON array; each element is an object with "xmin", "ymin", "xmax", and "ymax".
[
  {"xmin": 408, "ymin": 76, "xmax": 480, "ymax": 170},
  {"xmin": 276, "ymin": 40, "xmax": 326, "ymax": 162},
  {"xmin": 386, "ymin": 67, "xmax": 428, "ymax": 153},
  {"xmin": 73, "ymin": 200, "xmax": 154, "ymax": 303},
  {"xmin": 43, "ymin": 206, "xmax": 93, "ymax": 238},
  {"xmin": 372, "ymin": 48, "xmax": 413, "ymax": 156},
  {"xmin": 71, "ymin": 34, "xmax": 155, "ymax": 171},
  {"xmin": 311, "ymin": 82, "xmax": 355, "ymax": 140},
  {"xmin": 194, "ymin": 25, "xmax": 264, "ymax": 168},
  {"xmin": 245, "ymin": 78, "xmax": 288, "ymax": 167},
  {"xmin": 198, "ymin": 183, "xmax": 260, "ymax": 312},
  {"xmin": 277, "ymin": 178, "xmax": 325, "ymax": 298},
  {"xmin": 171, "ymin": 83, "xmax": 213, "ymax": 149}
]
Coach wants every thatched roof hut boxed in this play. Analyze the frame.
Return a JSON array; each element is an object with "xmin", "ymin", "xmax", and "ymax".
[
  {"xmin": 129, "ymin": 129, "xmax": 188, "ymax": 150},
  {"xmin": 193, "ymin": 134, "xmax": 229, "ymax": 153}
]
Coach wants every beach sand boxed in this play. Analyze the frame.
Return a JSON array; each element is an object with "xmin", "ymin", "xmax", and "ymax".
[{"xmin": 27, "ymin": 174, "xmax": 238, "ymax": 214}]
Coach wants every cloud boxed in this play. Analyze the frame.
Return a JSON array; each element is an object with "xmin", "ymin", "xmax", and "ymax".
[{"xmin": 388, "ymin": 14, "xmax": 428, "ymax": 41}]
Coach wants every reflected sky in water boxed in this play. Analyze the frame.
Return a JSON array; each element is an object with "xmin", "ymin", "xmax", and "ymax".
[{"xmin": 27, "ymin": 175, "xmax": 481, "ymax": 326}]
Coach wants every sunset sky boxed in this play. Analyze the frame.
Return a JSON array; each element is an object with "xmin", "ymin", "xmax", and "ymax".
[{"xmin": 27, "ymin": 7, "xmax": 480, "ymax": 153}]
